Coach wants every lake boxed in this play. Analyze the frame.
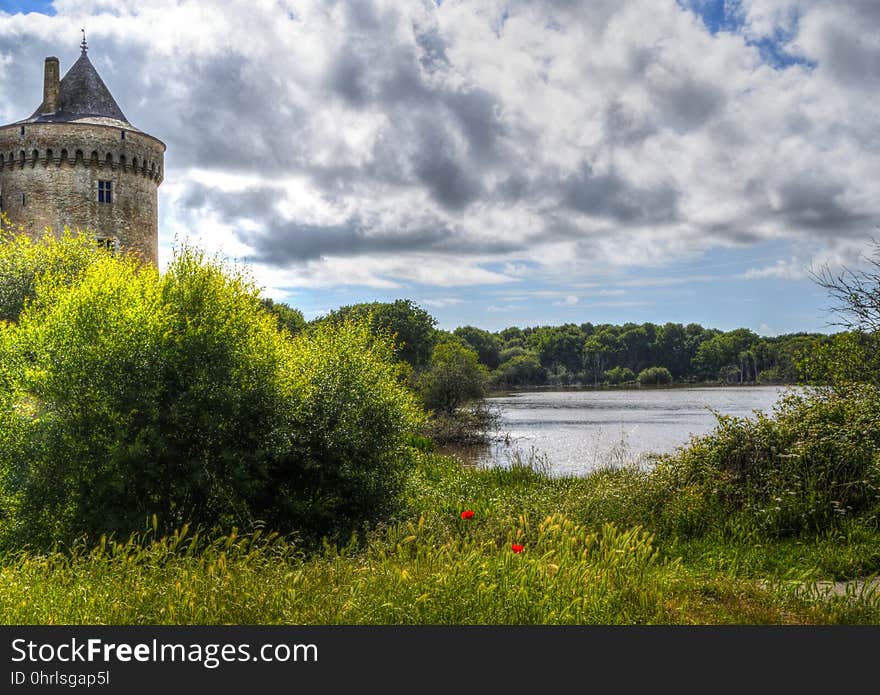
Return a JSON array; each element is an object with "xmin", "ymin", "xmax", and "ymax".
[{"xmin": 439, "ymin": 385, "xmax": 797, "ymax": 477}]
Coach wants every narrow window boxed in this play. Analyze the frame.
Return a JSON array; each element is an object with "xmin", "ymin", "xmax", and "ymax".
[
  {"xmin": 19, "ymin": 126, "xmax": 25, "ymax": 136},
  {"xmin": 121, "ymin": 130, "xmax": 126, "ymax": 140},
  {"xmin": 98, "ymin": 180, "xmax": 112, "ymax": 204},
  {"xmin": 20, "ymin": 192, "xmax": 26, "ymax": 207}
]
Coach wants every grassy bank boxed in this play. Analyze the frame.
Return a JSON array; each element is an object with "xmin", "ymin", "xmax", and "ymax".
[{"xmin": 2, "ymin": 450, "xmax": 878, "ymax": 625}]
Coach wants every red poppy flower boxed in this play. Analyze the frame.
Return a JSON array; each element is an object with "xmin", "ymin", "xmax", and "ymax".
[
  {"xmin": 460, "ymin": 510, "xmax": 475, "ymax": 520},
  {"xmin": 511, "ymin": 543, "xmax": 524, "ymax": 553}
]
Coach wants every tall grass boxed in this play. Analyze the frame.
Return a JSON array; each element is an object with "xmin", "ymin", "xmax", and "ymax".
[
  {"xmin": 3, "ymin": 383, "xmax": 880, "ymax": 625},
  {"xmin": 0, "ymin": 514, "xmax": 844, "ymax": 625}
]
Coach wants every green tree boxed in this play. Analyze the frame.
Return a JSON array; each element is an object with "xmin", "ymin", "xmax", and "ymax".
[
  {"xmin": 418, "ymin": 340, "xmax": 488, "ymax": 415},
  {"xmin": 322, "ymin": 299, "xmax": 437, "ymax": 368},
  {"xmin": 808, "ymin": 240, "xmax": 880, "ymax": 385},
  {"xmin": 453, "ymin": 325, "xmax": 503, "ymax": 369},
  {"xmin": 492, "ymin": 352, "xmax": 546, "ymax": 388},
  {"xmin": 260, "ymin": 297, "xmax": 306, "ymax": 335},
  {"xmin": 583, "ymin": 329, "xmax": 623, "ymax": 385},
  {"xmin": 692, "ymin": 328, "xmax": 759, "ymax": 382},
  {"xmin": 529, "ymin": 324, "xmax": 585, "ymax": 374}
]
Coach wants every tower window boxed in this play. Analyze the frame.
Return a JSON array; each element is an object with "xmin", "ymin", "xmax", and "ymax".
[
  {"xmin": 20, "ymin": 126, "xmax": 25, "ymax": 136},
  {"xmin": 121, "ymin": 130, "xmax": 126, "ymax": 140},
  {"xmin": 98, "ymin": 180, "xmax": 112, "ymax": 204},
  {"xmin": 20, "ymin": 192, "xmax": 26, "ymax": 207}
]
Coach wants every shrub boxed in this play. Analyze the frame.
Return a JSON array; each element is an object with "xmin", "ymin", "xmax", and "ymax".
[
  {"xmin": 417, "ymin": 339, "xmax": 488, "ymax": 415},
  {"xmin": 0, "ymin": 219, "xmax": 110, "ymax": 323},
  {"xmin": 648, "ymin": 384, "xmax": 880, "ymax": 537},
  {"xmin": 270, "ymin": 319, "xmax": 423, "ymax": 539},
  {"xmin": 605, "ymin": 366, "xmax": 636, "ymax": 385},
  {"xmin": 638, "ymin": 366, "xmax": 673, "ymax": 386},
  {"xmin": 0, "ymin": 243, "xmax": 421, "ymax": 548},
  {"xmin": 492, "ymin": 353, "xmax": 546, "ymax": 388}
]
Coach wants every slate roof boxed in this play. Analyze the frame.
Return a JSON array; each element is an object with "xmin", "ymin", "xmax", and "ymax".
[{"xmin": 18, "ymin": 48, "xmax": 136, "ymax": 131}]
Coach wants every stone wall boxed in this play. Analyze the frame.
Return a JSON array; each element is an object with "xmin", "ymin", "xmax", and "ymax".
[{"xmin": 0, "ymin": 121, "xmax": 164, "ymax": 264}]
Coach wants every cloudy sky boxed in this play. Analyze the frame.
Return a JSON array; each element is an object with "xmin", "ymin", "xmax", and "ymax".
[{"xmin": 1, "ymin": 0, "xmax": 878, "ymax": 334}]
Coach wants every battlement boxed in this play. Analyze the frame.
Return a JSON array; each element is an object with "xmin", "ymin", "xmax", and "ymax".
[
  {"xmin": 0, "ymin": 146, "xmax": 163, "ymax": 183},
  {"xmin": 0, "ymin": 121, "xmax": 163, "ymax": 184}
]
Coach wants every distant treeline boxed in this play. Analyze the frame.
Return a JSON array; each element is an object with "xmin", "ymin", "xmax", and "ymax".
[
  {"xmin": 268, "ymin": 298, "xmax": 841, "ymax": 389},
  {"xmin": 450, "ymin": 322, "xmax": 832, "ymax": 388}
]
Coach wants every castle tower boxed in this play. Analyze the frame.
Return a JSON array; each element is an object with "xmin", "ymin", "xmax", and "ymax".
[{"xmin": 0, "ymin": 35, "xmax": 165, "ymax": 264}]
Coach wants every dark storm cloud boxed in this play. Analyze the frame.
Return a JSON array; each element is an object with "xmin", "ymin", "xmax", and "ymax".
[
  {"xmin": 815, "ymin": 21, "xmax": 880, "ymax": 86},
  {"xmin": 411, "ymin": 121, "xmax": 484, "ymax": 210},
  {"xmin": 650, "ymin": 77, "xmax": 726, "ymax": 132},
  {"xmin": 562, "ymin": 164, "xmax": 679, "ymax": 225},
  {"xmin": 181, "ymin": 184, "xmax": 525, "ymax": 264},
  {"xmin": 329, "ymin": 47, "xmax": 370, "ymax": 106},
  {"xmin": 772, "ymin": 176, "xmax": 871, "ymax": 233}
]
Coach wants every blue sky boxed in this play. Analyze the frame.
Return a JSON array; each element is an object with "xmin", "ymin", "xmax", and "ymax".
[{"xmin": 1, "ymin": 0, "xmax": 878, "ymax": 335}]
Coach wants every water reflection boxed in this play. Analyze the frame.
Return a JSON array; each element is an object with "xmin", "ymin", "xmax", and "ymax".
[{"xmin": 437, "ymin": 385, "xmax": 796, "ymax": 477}]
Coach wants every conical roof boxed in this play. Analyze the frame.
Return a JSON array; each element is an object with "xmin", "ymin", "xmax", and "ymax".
[{"xmin": 20, "ymin": 46, "xmax": 136, "ymax": 130}]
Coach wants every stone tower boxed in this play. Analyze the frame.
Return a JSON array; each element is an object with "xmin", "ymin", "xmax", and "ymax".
[{"xmin": 0, "ymin": 36, "xmax": 165, "ymax": 264}]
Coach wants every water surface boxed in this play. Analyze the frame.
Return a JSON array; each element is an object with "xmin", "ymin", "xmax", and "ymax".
[{"xmin": 440, "ymin": 386, "xmax": 796, "ymax": 476}]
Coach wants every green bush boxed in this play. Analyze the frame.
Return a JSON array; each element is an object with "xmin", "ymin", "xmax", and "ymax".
[
  {"xmin": 270, "ymin": 318, "xmax": 423, "ymax": 539},
  {"xmin": 492, "ymin": 353, "xmax": 545, "ymax": 388},
  {"xmin": 0, "ymin": 243, "xmax": 421, "ymax": 548},
  {"xmin": 637, "ymin": 366, "xmax": 673, "ymax": 386},
  {"xmin": 417, "ymin": 339, "xmax": 488, "ymax": 415},
  {"xmin": 605, "ymin": 366, "xmax": 636, "ymax": 385},
  {"xmin": 0, "ymin": 219, "xmax": 110, "ymax": 323},
  {"xmin": 649, "ymin": 384, "xmax": 880, "ymax": 537}
]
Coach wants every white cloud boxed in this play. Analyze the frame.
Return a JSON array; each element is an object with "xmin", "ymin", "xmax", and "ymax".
[{"xmin": 1, "ymin": 0, "xmax": 878, "ymax": 293}]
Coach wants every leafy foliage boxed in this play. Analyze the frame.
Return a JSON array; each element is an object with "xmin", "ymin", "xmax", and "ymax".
[
  {"xmin": 0, "ymin": 242, "xmax": 420, "ymax": 548},
  {"xmin": 417, "ymin": 339, "xmax": 488, "ymax": 415},
  {"xmin": 260, "ymin": 297, "xmax": 306, "ymax": 335},
  {"xmin": 637, "ymin": 366, "xmax": 673, "ymax": 386},
  {"xmin": 0, "ymin": 217, "xmax": 111, "ymax": 323},
  {"xmin": 604, "ymin": 366, "xmax": 636, "ymax": 385},
  {"xmin": 648, "ymin": 384, "xmax": 880, "ymax": 537},
  {"xmin": 320, "ymin": 298, "xmax": 437, "ymax": 368},
  {"xmin": 453, "ymin": 325, "xmax": 503, "ymax": 369}
]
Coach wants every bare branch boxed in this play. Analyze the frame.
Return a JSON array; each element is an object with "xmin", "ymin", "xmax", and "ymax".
[{"xmin": 809, "ymin": 238, "xmax": 880, "ymax": 333}]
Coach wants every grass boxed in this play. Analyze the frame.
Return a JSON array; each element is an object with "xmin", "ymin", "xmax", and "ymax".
[
  {"xmin": 1, "ymin": 451, "xmax": 879, "ymax": 625},
  {"xmin": 2, "ymin": 381, "xmax": 879, "ymax": 625}
]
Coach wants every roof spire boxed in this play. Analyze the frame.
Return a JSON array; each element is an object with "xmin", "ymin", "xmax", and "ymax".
[{"xmin": 80, "ymin": 28, "xmax": 88, "ymax": 54}]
